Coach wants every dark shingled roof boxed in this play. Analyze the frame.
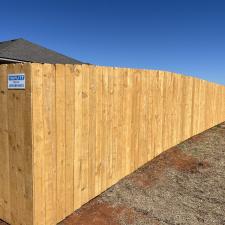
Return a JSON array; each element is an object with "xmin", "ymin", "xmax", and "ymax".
[{"xmin": 0, "ymin": 38, "xmax": 85, "ymax": 64}]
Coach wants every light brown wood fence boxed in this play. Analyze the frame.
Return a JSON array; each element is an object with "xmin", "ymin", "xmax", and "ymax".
[{"xmin": 0, "ymin": 63, "xmax": 225, "ymax": 225}]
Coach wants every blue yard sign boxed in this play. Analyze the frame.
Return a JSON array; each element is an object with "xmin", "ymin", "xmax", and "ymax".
[{"xmin": 8, "ymin": 74, "xmax": 25, "ymax": 89}]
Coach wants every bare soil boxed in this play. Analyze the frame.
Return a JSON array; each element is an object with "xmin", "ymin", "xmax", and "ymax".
[{"xmin": 1, "ymin": 123, "xmax": 225, "ymax": 225}]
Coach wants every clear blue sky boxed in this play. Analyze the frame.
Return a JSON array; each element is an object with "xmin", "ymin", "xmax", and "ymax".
[{"xmin": 1, "ymin": 0, "xmax": 225, "ymax": 84}]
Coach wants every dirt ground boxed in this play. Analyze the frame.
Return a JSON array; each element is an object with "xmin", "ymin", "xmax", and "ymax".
[{"xmin": 1, "ymin": 123, "xmax": 225, "ymax": 225}]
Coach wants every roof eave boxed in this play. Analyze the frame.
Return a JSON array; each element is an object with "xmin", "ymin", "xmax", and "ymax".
[{"xmin": 0, "ymin": 57, "xmax": 27, "ymax": 63}]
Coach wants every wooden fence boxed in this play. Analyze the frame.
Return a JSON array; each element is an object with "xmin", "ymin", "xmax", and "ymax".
[{"xmin": 0, "ymin": 63, "xmax": 225, "ymax": 225}]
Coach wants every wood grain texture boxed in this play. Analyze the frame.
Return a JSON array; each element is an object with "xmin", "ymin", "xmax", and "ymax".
[
  {"xmin": 0, "ymin": 65, "xmax": 11, "ymax": 224},
  {"xmin": 1, "ymin": 63, "xmax": 225, "ymax": 225},
  {"xmin": 0, "ymin": 64, "xmax": 33, "ymax": 225},
  {"xmin": 55, "ymin": 64, "xmax": 66, "ymax": 221},
  {"xmin": 65, "ymin": 65, "xmax": 75, "ymax": 214},
  {"xmin": 73, "ymin": 65, "xmax": 82, "ymax": 209},
  {"xmin": 32, "ymin": 63, "xmax": 46, "ymax": 225},
  {"xmin": 42, "ymin": 64, "xmax": 57, "ymax": 225}
]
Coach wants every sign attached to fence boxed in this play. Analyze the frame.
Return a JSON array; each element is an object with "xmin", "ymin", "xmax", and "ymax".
[{"xmin": 8, "ymin": 74, "xmax": 26, "ymax": 90}]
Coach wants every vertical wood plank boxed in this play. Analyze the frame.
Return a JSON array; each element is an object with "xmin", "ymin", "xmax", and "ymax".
[
  {"xmin": 162, "ymin": 72, "xmax": 173, "ymax": 150},
  {"xmin": 95, "ymin": 66, "xmax": 103, "ymax": 195},
  {"xmin": 81, "ymin": 65, "xmax": 89, "ymax": 205},
  {"xmin": 172, "ymin": 74, "xmax": 182, "ymax": 145},
  {"xmin": 117, "ymin": 68, "xmax": 125, "ymax": 179},
  {"xmin": 32, "ymin": 63, "xmax": 46, "ymax": 225},
  {"xmin": 133, "ymin": 70, "xmax": 141, "ymax": 169},
  {"xmin": 0, "ymin": 65, "xmax": 11, "ymax": 223},
  {"xmin": 146, "ymin": 70, "xmax": 154, "ymax": 161},
  {"xmin": 22, "ymin": 64, "xmax": 33, "ymax": 225},
  {"xmin": 153, "ymin": 71, "xmax": 164, "ymax": 156},
  {"xmin": 100, "ymin": 67, "xmax": 108, "ymax": 190},
  {"xmin": 74, "ymin": 65, "xmax": 82, "ymax": 209},
  {"xmin": 7, "ymin": 64, "xmax": 23, "ymax": 225},
  {"xmin": 106, "ymin": 67, "xmax": 114, "ymax": 188},
  {"xmin": 139, "ymin": 70, "xmax": 147, "ymax": 165},
  {"xmin": 65, "ymin": 65, "xmax": 75, "ymax": 214},
  {"xmin": 124, "ymin": 69, "xmax": 133, "ymax": 173},
  {"xmin": 112, "ymin": 68, "xmax": 120, "ymax": 182},
  {"xmin": 192, "ymin": 78, "xmax": 200, "ymax": 135},
  {"xmin": 55, "ymin": 64, "xmax": 66, "ymax": 221},
  {"xmin": 7, "ymin": 63, "xmax": 33, "ymax": 225},
  {"xmin": 88, "ymin": 66, "xmax": 96, "ymax": 199},
  {"xmin": 199, "ymin": 80, "xmax": 206, "ymax": 133},
  {"xmin": 42, "ymin": 64, "xmax": 57, "ymax": 225}
]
